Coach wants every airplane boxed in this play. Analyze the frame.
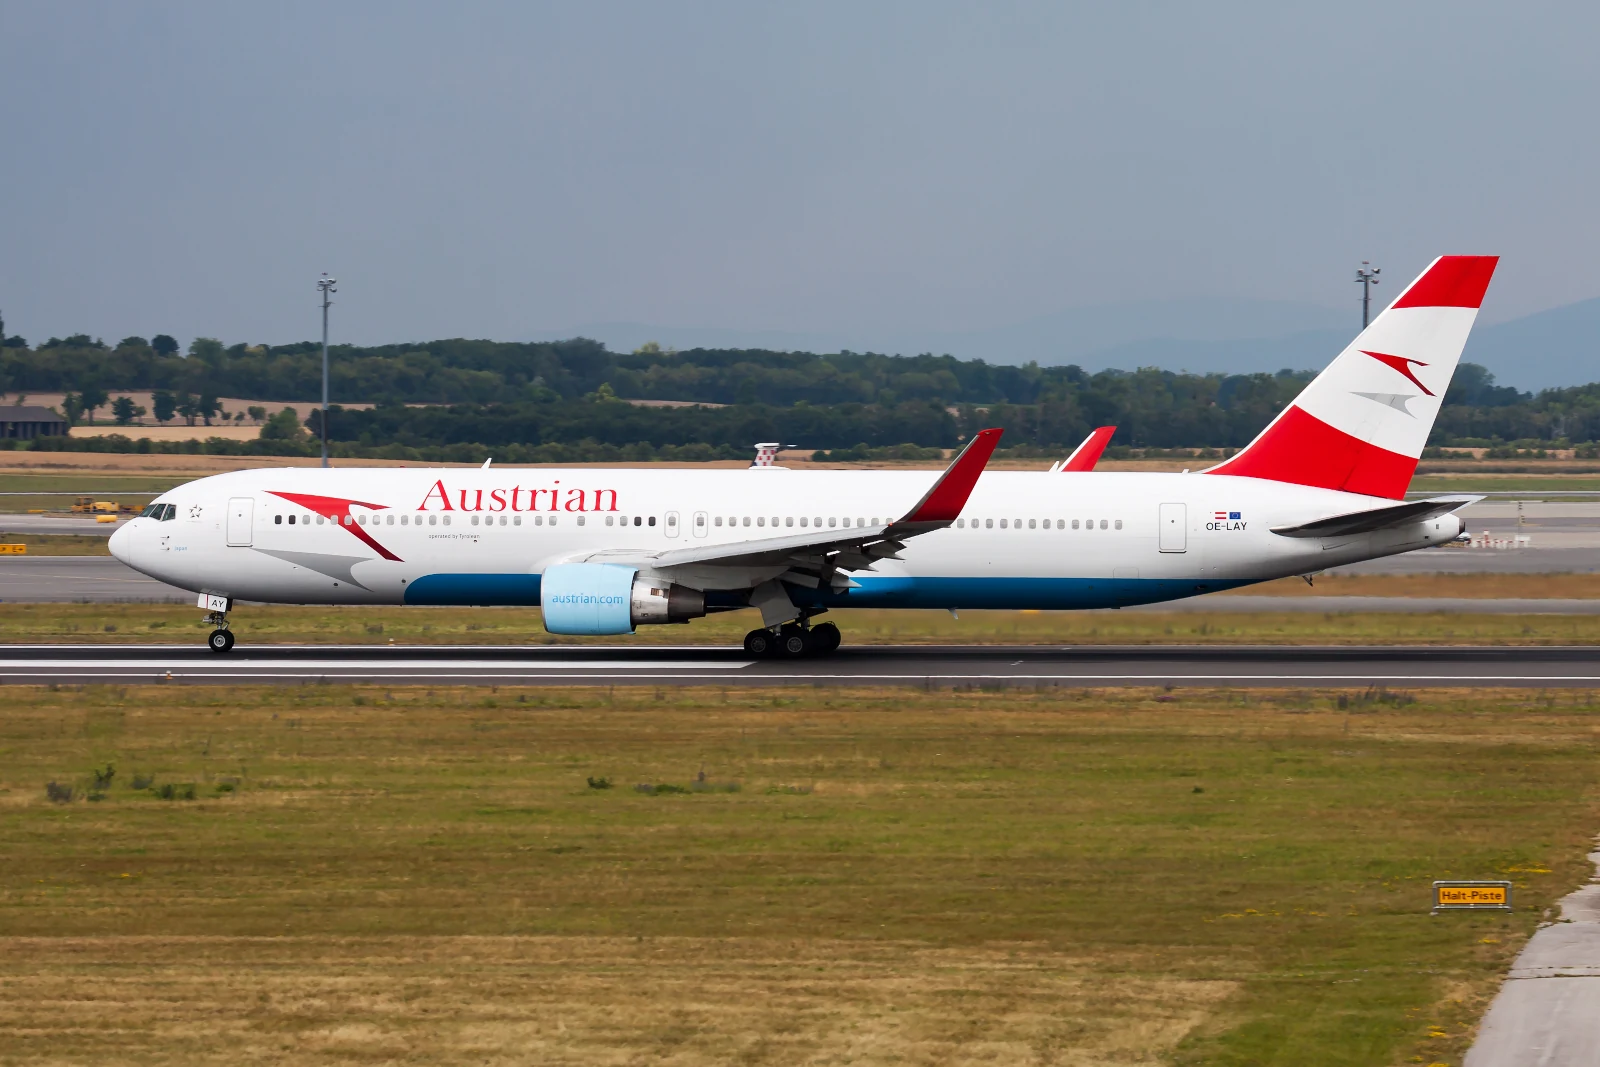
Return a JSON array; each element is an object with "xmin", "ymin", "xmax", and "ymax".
[
  {"xmin": 110, "ymin": 254, "xmax": 1496, "ymax": 658},
  {"xmin": 1050, "ymin": 425, "xmax": 1117, "ymax": 472}
]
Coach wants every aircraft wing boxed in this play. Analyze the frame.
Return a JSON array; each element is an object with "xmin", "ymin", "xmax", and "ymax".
[
  {"xmin": 1269, "ymin": 495, "xmax": 1480, "ymax": 538},
  {"xmin": 569, "ymin": 428, "xmax": 1004, "ymax": 586}
]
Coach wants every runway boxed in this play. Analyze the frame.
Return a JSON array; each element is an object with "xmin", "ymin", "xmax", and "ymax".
[
  {"xmin": 5, "ymin": 557, "xmax": 1600, "ymax": 614},
  {"xmin": 5, "ymin": 643, "xmax": 1600, "ymax": 686}
]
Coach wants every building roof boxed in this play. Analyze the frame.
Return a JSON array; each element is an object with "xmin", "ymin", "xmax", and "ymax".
[{"xmin": 0, "ymin": 406, "xmax": 67, "ymax": 422}]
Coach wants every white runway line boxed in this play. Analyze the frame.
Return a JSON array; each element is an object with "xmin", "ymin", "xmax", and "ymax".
[{"xmin": 0, "ymin": 658, "xmax": 753, "ymax": 671}]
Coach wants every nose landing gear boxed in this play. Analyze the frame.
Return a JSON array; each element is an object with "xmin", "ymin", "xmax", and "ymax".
[{"xmin": 199, "ymin": 594, "xmax": 235, "ymax": 653}]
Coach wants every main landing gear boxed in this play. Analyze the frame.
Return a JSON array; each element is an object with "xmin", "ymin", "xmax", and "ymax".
[{"xmin": 743, "ymin": 620, "xmax": 841, "ymax": 659}]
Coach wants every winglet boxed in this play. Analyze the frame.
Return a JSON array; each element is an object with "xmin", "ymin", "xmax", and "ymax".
[
  {"xmin": 1059, "ymin": 426, "xmax": 1115, "ymax": 472},
  {"xmin": 895, "ymin": 428, "xmax": 1003, "ymax": 526}
]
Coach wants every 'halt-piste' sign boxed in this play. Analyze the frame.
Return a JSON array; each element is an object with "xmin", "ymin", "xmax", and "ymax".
[{"xmin": 1432, "ymin": 880, "xmax": 1512, "ymax": 914}]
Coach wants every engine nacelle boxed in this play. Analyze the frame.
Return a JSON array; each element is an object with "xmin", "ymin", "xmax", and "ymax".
[{"xmin": 539, "ymin": 563, "xmax": 705, "ymax": 635}]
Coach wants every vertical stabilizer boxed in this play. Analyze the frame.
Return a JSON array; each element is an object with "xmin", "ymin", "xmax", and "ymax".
[{"xmin": 1204, "ymin": 255, "xmax": 1498, "ymax": 499}]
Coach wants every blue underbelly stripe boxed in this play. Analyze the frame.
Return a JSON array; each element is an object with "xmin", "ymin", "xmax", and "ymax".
[
  {"xmin": 405, "ymin": 573, "xmax": 542, "ymax": 606},
  {"xmin": 401, "ymin": 572, "xmax": 1251, "ymax": 609},
  {"xmin": 797, "ymin": 575, "xmax": 1252, "ymax": 611}
]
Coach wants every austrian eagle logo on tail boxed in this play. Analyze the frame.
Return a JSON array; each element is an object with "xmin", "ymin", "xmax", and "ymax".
[{"xmin": 1361, "ymin": 350, "xmax": 1435, "ymax": 396}]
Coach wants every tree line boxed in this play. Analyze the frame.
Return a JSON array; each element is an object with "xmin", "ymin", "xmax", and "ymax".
[{"xmin": 0, "ymin": 322, "xmax": 1594, "ymax": 450}]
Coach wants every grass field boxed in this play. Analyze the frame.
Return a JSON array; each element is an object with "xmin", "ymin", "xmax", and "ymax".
[
  {"xmin": 8, "ymin": 601, "xmax": 1600, "ymax": 647},
  {"xmin": 0, "ymin": 684, "xmax": 1593, "ymax": 1065},
  {"xmin": 0, "ymin": 531, "xmax": 115, "ymax": 555}
]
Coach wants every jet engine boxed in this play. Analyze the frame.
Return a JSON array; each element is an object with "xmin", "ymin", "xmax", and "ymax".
[{"xmin": 539, "ymin": 563, "xmax": 705, "ymax": 635}]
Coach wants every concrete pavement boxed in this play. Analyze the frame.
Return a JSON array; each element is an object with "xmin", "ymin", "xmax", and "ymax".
[{"xmin": 1466, "ymin": 847, "xmax": 1600, "ymax": 1066}]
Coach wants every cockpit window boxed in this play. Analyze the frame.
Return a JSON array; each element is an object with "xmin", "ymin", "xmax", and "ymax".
[{"xmin": 141, "ymin": 503, "xmax": 177, "ymax": 521}]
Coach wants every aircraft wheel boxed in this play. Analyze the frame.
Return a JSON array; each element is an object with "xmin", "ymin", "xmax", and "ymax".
[
  {"xmin": 778, "ymin": 626, "xmax": 810, "ymax": 658},
  {"xmin": 743, "ymin": 629, "xmax": 776, "ymax": 657},
  {"xmin": 207, "ymin": 629, "xmax": 235, "ymax": 654},
  {"xmin": 809, "ymin": 622, "xmax": 841, "ymax": 655}
]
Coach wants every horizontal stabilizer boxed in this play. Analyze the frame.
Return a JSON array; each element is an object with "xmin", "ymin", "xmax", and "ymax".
[{"xmin": 1269, "ymin": 496, "xmax": 1479, "ymax": 538}]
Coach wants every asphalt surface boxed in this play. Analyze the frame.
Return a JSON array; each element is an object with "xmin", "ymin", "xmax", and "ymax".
[
  {"xmin": 1466, "ymin": 846, "xmax": 1600, "ymax": 1066},
  {"xmin": 6, "ymin": 643, "xmax": 1600, "ymax": 686},
  {"xmin": 0, "ymin": 558, "xmax": 193, "ymax": 602},
  {"xmin": 9, "ymin": 557, "xmax": 1600, "ymax": 613}
]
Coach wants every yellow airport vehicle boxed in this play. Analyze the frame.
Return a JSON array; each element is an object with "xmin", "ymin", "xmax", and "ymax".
[
  {"xmin": 0, "ymin": 544, "xmax": 26, "ymax": 555},
  {"xmin": 95, "ymin": 514, "xmax": 119, "ymax": 523}
]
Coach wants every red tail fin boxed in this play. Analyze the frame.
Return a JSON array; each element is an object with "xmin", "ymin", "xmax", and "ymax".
[{"xmin": 1204, "ymin": 255, "xmax": 1498, "ymax": 499}]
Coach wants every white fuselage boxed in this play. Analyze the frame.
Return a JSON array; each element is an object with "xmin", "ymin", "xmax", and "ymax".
[{"xmin": 108, "ymin": 465, "xmax": 1461, "ymax": 613}]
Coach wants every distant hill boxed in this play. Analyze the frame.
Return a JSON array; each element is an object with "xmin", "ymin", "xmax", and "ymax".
[
  {"xmin": 1463, "ymin": 298, "xmax": 1600, "ymax": 392},
  {"xmin": 549, "ymin": 297, "xmax": 1353, "ymax": 371},
  {"xmin": 551, "ymin": 295, "xmax": 1600, "ymax": 392}
]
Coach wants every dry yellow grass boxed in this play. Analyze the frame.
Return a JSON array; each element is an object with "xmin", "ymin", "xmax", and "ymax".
[
  {"xmin": 0, "ymin": 685, "xmax": 1594, "ymax": 1065},
  {"xmin": 0, "ymin": 936, "xmax": 1231, "ymax": 1066}
]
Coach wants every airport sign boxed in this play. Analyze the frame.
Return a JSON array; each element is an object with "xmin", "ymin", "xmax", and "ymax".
[{"xmin": 1432, "ymin": 880, "xmax": 1512, "ymax": 914}]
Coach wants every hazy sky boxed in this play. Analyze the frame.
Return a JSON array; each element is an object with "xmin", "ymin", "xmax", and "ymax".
[{"xmin": 2, "ymin": 1, "xmax": 1597, "ymax": 349}]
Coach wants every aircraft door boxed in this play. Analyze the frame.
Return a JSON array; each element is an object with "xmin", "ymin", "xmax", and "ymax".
[
  {"xmin": 664, "ymin": 510, "xmax": 681, "ymax": 538},
  {"xmin": 692, "ymin": 511, "xmax": 708, "ymax": 538},
  {"xmin": 226, "ymin": 497, "xmax": 254, "ymax": 547},
  {"xmin": 1158, "ymin": 502, "xmax": 1186, "ymax": 553}
]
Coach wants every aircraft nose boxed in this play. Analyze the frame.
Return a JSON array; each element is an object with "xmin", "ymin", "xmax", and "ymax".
[{"xmin": 108, "ymin": 522, "xmax": 132, "ymax": 564}]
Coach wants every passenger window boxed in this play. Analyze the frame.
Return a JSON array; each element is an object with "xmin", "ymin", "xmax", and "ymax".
[
  {"xmin": 648, "ymin": 516, "xmax": 656, "ymax": 527},
  {"xmin": 303, "ymin": 514, "xmax": 310, "ymax": 525},
  {"xmin": 536, "ymin": 515, "xmax": 544, "ymax": 526},
  {"xmin": 742, "ymin": 517, "xmax": 751, "ymax": 527},
  {"xmin": 812, "ymin": 516, "xmax": 820, "ymax": 527},
  {"xmin": 800, "ymin": 517, "xmax": 808, "ymax": 527},
  {"xmin": 358, "ymin": 515, "xmax": 367, "ymax": 525},
  {"xmin": 786, "ymin": 517, "xmax": 793, "ymax": 527},
  {"xmin": 1072, "ymin": 519, "xmax": 1080, "ymax": 530},
  {"xmin": 443, "ymin": 515, "xmax": 452, "ymax": 526},
  {"xmin": 985, "ymin": 518, "xmax": 993, "ymax": 529},
  {"xmin": 274, "ymin": 515, "xmax": 282, "ymax": 525},
  {"xmin": 548, "ymin": 516, "xmax": 556, "ymax": 526},
  {"xmin": 757, "ymin": 517, "xmax": 766, "ymax": 526},
  {"xmin": 956, "ymin": 518, "xmax": 964, "ymax": 528},
  {"xmin": 514, "ymin": 516, "xmax": 522, "ymax": 526},
  {"xmin": 828, "ymin": 517, "xmax": 836, "ymax": 528},
  {"xmin": 575, "ymin": 515, "xmax": 583, "ymax": 526},
  {"xmin": 713, "ymin": 516, "xmax": 721, "ymax": 527},
  {"xmin": 634, "ymin": 516, "xmax": 642, "ymax": 527},
  {"xmin": 1100, "ymin": 519, "xmax": 1108, "ymax": 530},
  {"xmin": 1114, "ymin": 519, "xmax": 1123, "ymax": 530},
  {"xmin": 1000, "ymin": 519, "xmax": 1007, "ymax": 529},
  {"xmin": 1028, "ymin": 519, "xmax": 1036, "ymax": 529}
]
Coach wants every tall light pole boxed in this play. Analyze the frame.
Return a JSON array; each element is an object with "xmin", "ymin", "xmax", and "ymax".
[
  {"xmin": 1355, "ymin": 261, "xmax": 1380, "ymax": 329},
  {"xmin": 317, "ymin": 273, "xmax": 337, "ymax": 468}
]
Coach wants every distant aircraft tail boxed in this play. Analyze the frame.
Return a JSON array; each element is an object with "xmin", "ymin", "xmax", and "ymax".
[
  {"xmin": 1051, "ymin": 426, "xmax": 1116, "ymax": 472},
  {"xmin": 1203, "ymin": 255, "xmax": 1498, "ymax": 499}
]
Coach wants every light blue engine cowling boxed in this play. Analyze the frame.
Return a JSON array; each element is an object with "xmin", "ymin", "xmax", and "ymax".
[{"xmin": 540, "ymin": 563, "xmax": 706, "ymax": 635}]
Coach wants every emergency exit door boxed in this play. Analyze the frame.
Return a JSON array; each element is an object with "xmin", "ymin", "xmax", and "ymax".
[
  {"xmin": 226, "ymin": 497, "xmax": 254, "ymax": 547},
  {"xmin": 1158, "ymin": 503, "xmax": 1186, "ymax": 553}
]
